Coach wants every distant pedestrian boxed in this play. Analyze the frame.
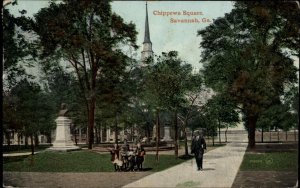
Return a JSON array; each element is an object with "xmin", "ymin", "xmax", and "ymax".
[{"xmin": 191, "ymin": 130, "xmax": 206, "ymax": 171}]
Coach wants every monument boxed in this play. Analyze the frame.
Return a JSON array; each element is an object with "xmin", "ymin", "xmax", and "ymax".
[
  {"xmin": 48, "ymin": 103, "xmax": 80, "ymax": 151},
  {"xmin": 162, "ymin": 124, "xmax": 173, "ymax": 141}
]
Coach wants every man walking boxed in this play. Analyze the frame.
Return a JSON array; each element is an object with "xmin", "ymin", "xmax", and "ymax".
[{"xmin": 191, "ymin": 130, "xmax": 206, "ymax": 171}]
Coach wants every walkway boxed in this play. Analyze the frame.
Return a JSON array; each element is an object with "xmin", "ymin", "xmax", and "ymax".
[
  {"xmin": 4, "ymin": 128, "xmax": 248, "ymax": 188},
  {"xmin": 123, "ymin": 133, "xmax": 248, "ymax": 188},
  {"xmin": 3, "ymin": 152, "xmax": 39, "ymax": 157}
]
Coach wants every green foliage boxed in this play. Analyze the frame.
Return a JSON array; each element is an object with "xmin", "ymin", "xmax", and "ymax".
[
  {"xmin": 3, "ymin": 8, "xmax": 35, "ymax": 89},
  {"xmin": 143, "ymin": 51, "xmax": 193, "ymax": 111},
  {"xmin": 198, "ymin": 2, "xmax": 298, "ymax": 117},
  {"xmin": 198, "ymin": 2, "xmax": 299, "ymax": 147},
  {"xmin": 257, "ymin": 103, "xmax": 297, "ymax": 131},
  {"xmin": 3, "ymin": 79, "xmax": 55, "ymax": 138},
  {"xmin": 11, "ymin": 80, "xmax": 53, "ymax": 135},
  {"xmin": 32, "ymin": 0, "xmax": 138, "ymax": 148},
  {"xmin": 204, "ymin": 94, "xmax": 239, "ymax": 128},
  {"xmin": 43, "ymin": 65, "xmax": 86, "ymax": 127}
]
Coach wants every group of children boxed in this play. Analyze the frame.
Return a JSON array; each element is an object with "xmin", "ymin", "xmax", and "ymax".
[{"xmin": 110, "ymin": 140, "xmax": 146, "ymax": 171}]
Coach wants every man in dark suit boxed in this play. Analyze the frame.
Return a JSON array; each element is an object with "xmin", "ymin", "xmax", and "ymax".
[{"xmin": 191, "ymin": 130, "xmax": 206, "ymax": 171}]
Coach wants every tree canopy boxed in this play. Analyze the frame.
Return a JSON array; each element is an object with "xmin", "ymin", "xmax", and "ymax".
[
  {"xmin": 198, "ymin": 1, "xmax": 299, "ymax": 147},
  {"xmin": 32, "ymin": 0, "xmax": 138, "ymax": 149}
]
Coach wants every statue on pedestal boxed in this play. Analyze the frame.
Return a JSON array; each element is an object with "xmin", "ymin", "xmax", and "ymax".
[
  {"xmin": 58, "ymin": 103, "xmax": 69, "ymax": 117},
  {"xmin": 48, "ymin": 102, "xmax": 80, "ymax": 151}
]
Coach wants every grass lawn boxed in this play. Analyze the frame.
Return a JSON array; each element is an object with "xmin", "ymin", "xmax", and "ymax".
[
  {"xmin": 239, "ymin": 151, "xmax": 298, "ymax": 171},
  {"xmin": 3, "ymin": 150, "xmax": 188, "ymax": 172}
]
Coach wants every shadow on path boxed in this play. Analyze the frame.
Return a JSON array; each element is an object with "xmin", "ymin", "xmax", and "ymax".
[{"xmin": 202, "ymin": 168, "xmax": 215, "ymax": 171}]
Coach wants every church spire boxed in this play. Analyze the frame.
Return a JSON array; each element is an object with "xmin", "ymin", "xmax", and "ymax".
[
  {"xmin": 141, "ymin": 1, "xmax": 153, "ymax": 62},
  {"xmin": 144, "ymin": 2, "xmax": 151, "ymax": 43}
]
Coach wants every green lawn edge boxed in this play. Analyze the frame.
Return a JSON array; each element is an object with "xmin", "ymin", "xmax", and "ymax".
[{"xmin": 239, "ymin": 151, "xmax": 298, "ymax": 171}]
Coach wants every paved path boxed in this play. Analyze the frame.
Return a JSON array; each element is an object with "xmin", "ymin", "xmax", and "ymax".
[
  {"xmin": 123, "ymin": 133, "xmax": 248, "ymax": 188},
  {"xmin": 3, "ymin": 152, "xmax": 39, "ymax": 157}
]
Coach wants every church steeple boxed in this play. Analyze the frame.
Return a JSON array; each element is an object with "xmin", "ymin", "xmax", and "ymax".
[
  {"xmin": 144, "ymin": 2, "xmax": 151, "ymax": 43},
  {"xmin": 141, "ymin": 2, "xmax": 153, "ymax": 63}
]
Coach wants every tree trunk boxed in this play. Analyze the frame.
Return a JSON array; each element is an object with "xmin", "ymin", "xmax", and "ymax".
[
  {"xmin": 17, "ymin": 133, "xmax": 20, "ymax": 146},
  {"xmin": 99, "ymin": 124, "xmax": 102, "ymax": 143},
  {"xmin": 25, "ymin": 135, "xmax": 28, "ymax": 147},
  {"xmin": 294, "ymin": 128, "xmax": 296, "ymax": 141},
  {"xmin": 261, "ymin": 126, "xmax": 264, "ymax": 143},
  {"xmin": 174, "ymin": 110, "xmax": 178, "ymax": 158},
  {"xmin": 277, "ymin": 129, "xmax": 279, "ymax": 142},
  {"xmin": 286, "ymin": 131, "xmax": 288, "ymax": 141},
  {"xmin": 225, "ymin": 126, "xmax": 228, "ymax": 143},
  {"xmin": 218, "ymin": 118, "xmax": 221, "ymax": 144},
  {"xmin": 147, "ymin": 122, "xmax": 151, "ymax": 142},
  {"xmin": 6, "ymin": 132, "xmax": 11, "ymax": 147},
  {"xmin": 212, "ymin": 129, "xmax": 215, "ymax": 146},
  {"xmin": 95, "ymin": 126, "xmax": 99, "ymax": 144},
  {"xmin": 115, "ymin": 113, "xmax": 118, "ymax": 146},
  {"xmin": 75, "ymin": 131, "xmax": 78, "ymax": 145},
  {"xmin": 30, "ymin": 135, "xmax": 35, "ymax": 155},
  {"xmin": 87, "ymin": 98, "xmax": 96, "ymax": 149},
  {"xmin": 184, "ymin": 119, "xmax": 188, "ymax": 156},
  {"xmin": 270, "ymin": 127, "xmax": 272, "ymax": 142},
  {"xmin": 47, "ymin": 133, "xmax": 52, "ymax": 144},
  {"xmin": 155, "ymin": 109, "xmax": 160, "ymax": 162},
  {"xmin": 248, "ymin": 115, "xmax": 258, "ymax": 148},
  {"xmin": 207, "ymin": 131, "xmax": 210, "ymax": 144},
  {"xmin": 34, "ymin": 133, "xmax": 39, "ymax": 147}
]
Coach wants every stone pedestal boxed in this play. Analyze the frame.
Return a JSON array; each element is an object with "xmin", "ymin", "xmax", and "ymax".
[
  {"xmin": 48, "ymin": 116, "xmax": 80, "ymax": 151},
  {"xmin": 162, "ymin": 126, "xmax": 173, "ymax": 141}
]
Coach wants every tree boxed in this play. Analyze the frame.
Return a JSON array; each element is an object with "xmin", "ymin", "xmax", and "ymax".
[
  {"xmin": 3, "ymin": 6, "xmax": 36, "ymax": 91},
  {"xmin": 96, "ymin": 53, "xmax": 135, "ymax": 146},
  {"xmin": 42, "ymin": 65, "xmax": 85, "ymax": 143},
  {"xmin": 204, "ymin": 94, "xmax": 239, "ymax": 144},
  {"xmin": 257, "ymin": 85, "xmax": 298, "ymax": 142},
  {"xmin": 3, "ymin": 5, "xmax": 54, "ymax": 149},
  {"xmin": 6, "ymin": 79, "xmax": 54, "ymax": 155},
  {"xmin": 198, "ymin": 2, "xmax": 298, "ymax": 148},
  {"xmin": 32, "ymin": 0, "xmax": 138, "ymax": 149},
  {"xmin": 143, "ymin": 51, "xmax": 194, "ymax": 158},
  {"xmin": 177, "ymin": 73, "xmax": 204, "ymax": 156}
]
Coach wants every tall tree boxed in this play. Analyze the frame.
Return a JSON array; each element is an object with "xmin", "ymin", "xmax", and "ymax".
[
  {"xmin": 41, "ymin": 65, "xmax": 85, "ymax": 142},
  {"xmin": 3, "ymin": 6, "xmax": 36, "ymax": 91},
  {"xmin": 143, "ymin": 51, "xmax": 193, "ymax": 158},
  {"xmin": 204, "ymin": 94, "xmax": 239, "ymax": 144},
  {"xmin": 6, "ymin": 79, "xmax": 53, "ymax": 154},
  {"xmin": 198, "ymin": 2, "xmax": 299, "ymax": 148},
  {"xmin": 178, "ymin": 73, "xmax": 204, "ymax": 156},
  {"xmin": 33, "ymin": 0, "xmax": 137, "ymax": 149},
  {"xmin": 3, "ymin": 5, "xmax": 41, "ymax": 148},
  {"xmin": 96, "ymin": 53, "xmax": 134, "ymax": 146}
]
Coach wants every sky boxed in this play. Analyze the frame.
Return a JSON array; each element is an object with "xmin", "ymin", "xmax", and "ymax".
[
  {"xmin": 7, "ymin": 1, "xmax": 235, "ymax": 70},
  {"xmin": 111, "ymin": 1, "xmax": 234, "ymax": 69}
]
